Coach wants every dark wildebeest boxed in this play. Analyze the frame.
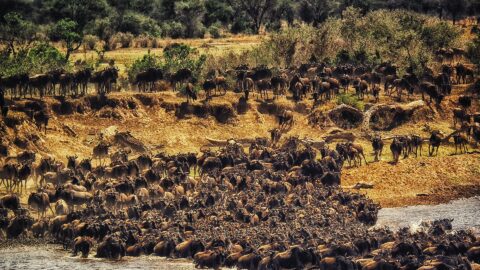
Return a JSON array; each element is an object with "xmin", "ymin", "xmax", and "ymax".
[
  {"xmin": 170, "ymin": 68, "xmax": 192, "ymax": 92},
  {"xmin": 28, "ymin": 192, "xmax": 53, "ymax": 218},
  {"xmin": 0, "ymin": 194, "xmax": 20, "ymax": 211},
  {"xmin": 429, "ymin": 130, "xmax": 443, "ymax": 156},
  {"xmin": 256, "ymin": 79, "xmax": 271, "ymax": 100},
  {"xmin": 202, "ymin": 79, "xmax": 216, "ymax": 100},
  {"xmin": 455, "ymin": 63, "xmax": 475, "ymax": 84},
  {"xmin": 135, "ymin": 68, "xmax": 163, "ymax": 92},
  {"xmin": 453, "ymin": 108, "xmax": 471, "ymax": 128},
  {"xmin": 93, "ymin": 142, "xmax": 110, "ymax": 165},
  {"xmin": 73, "ymin": 236, "xmax": 94, "ymax": 258},
  {"xmin": 271, "ymin": 74, "xmax": 288, "ymax": 98},
  {"xmin": 91, "ymin": 67, "xmax": 118, "ymax": 95},
  {"xmin": 74, "ymin": 68, "xmax": 93, "ymax": 96},
  {"xmin": 242, "ymin": 77, "xmax": 255, "ymax": 101},
  {"xmin": 184, "ymin": 83, "xmax": 197, "ymax": 103},
  {"xmin": 453, "ymin": 133, "xmax": 468, "ymax": 154},
  {"xmin": 409, "ymin": 135, "xmax": 423, "ymax": 157},
  {"xmin": 270, "ymin": 128, "xmax": 282, "ymax": 147},
  {"xmin": 420, "ymin": 82, "xmax": 444, "ymax": 106},
  {"xmin": 353, "ymin": 79, "xmax": 368, "ymax": 99},
  {"xmin": 278, "ymin": 110, "xmax": 294, "ymax": 130},
  {"xmin": 213, "ymin": 76, "xmax": 228, "ymax": 95},
  {"xmin": 33, "ymin": 110, "xmax": 49, "ymax": 134},
  {"xmin": 58, "ymin": 72, "xmax": 74, "ymax": 96},
  {"xmin": 28, "ymin": 74, "xmax": 51, "ymax": 98},
  {"xmin": 390, "ymin": 137, "xmax": 403, "ymax": 163},
  {"xmin": 371, "ymin": 135, "xmax": 384, "ymax": 162}
]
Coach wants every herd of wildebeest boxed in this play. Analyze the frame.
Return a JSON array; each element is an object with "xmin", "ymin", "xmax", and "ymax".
[
  {"xmin": 0, "ymin": 50, "xmax": 480, "ymax": 269},
  {"xmin": 0, "ymin": 135, "xmax": 479, "ymax": 269}
]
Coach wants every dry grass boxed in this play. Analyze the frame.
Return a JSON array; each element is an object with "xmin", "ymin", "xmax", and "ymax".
[{"xmin": 70, "ymin": 35, "xmax": 262, "ymax": 76}]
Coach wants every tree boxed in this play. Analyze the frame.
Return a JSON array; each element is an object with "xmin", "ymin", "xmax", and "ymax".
[
  {"xmin": 175, "ymin": 0, "xmax": 206, "ymax": 38},
  {"xmin": 0, "ymin": 12, "xmax": 37, "ymax": 56},
  {"xmin": 50, "ymin": 19, "xmax": 83, "ymax": 61},
  {"xmin": 45, "ymin": 0, "xmax": 109, "ymax": 30},
  {"xmin": 442, "ymin": 0, "xmax": 466, "ymax": 24},
  {"xmin": 299, "ymin": 0, "xmax": 338, "ymax": 27},
  {"xmin": 228, "ymin": 0, "xmax": 277, "ymax": 34}
]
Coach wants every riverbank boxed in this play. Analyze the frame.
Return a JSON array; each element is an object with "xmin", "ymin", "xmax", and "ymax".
[{"xmin": 342, "ymin": 153, "xmax": 480, "ymax": 207}]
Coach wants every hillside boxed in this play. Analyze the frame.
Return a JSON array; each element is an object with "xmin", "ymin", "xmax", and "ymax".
[{"xmin": 1, "ymin": 82, "xmax": 479, "ymax": 208}]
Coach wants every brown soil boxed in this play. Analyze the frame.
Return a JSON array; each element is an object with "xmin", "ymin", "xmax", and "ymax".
[{"xmin": 1, "ymin": 84, "xmax": 479, "ymax": 208}]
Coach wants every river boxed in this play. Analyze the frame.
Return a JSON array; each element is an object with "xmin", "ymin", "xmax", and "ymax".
[{"xmin": 1, "ymin": 196, "xmax": 479, "ymax": 269}]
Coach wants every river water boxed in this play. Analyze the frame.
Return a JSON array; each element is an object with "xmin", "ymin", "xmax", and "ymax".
[{"xmin": 1, "ymin": 196, "xmax": 479, "ymax": 269}]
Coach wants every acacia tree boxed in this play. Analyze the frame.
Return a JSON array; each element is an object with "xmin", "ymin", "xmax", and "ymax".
[
  {"xmin": 50, "ymin": 19, "xmax": 83, "ymax": 62},
  {"xmin": 228, "ymin": 0, "xmax": 277, "ymax": 34},
  {"xmin": 0, "ymin": 12, "xmax": 37, "ymax": 56}
]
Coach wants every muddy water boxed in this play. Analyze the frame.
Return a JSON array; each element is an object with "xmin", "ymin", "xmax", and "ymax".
[
  {"xmin": 1, "ymin": 196, "xmax": 479, "ymax": 269},
  {"xmin": 0, "ymin": 245, "xmax": 196, "ymax": 270},
  {"xmin": 376, "ymin": 196, "xmax": 480, "ymax": 233}
]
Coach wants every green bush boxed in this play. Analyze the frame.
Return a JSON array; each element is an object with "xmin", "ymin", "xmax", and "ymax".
[
  {"xmin": 467, "ymin": 32, "xmax": 480, "ymax": 71},
  {"xmin": 0, "ymin": 43, "xmax": 67, "ymax": 77},
  {"xmin": 337, "ymin": 94, "xmax": 365, "ymax": 111},
  {"xmin": 83, "ymin": 35, "xmax": 99, "ymax": 50},
  {"xmin": 166, "ymin": 21, "xmax": 186, "ymax": 39},
  {"xmin": 162, "ymin": 43, "xmax": 206, "ymax": 78}
]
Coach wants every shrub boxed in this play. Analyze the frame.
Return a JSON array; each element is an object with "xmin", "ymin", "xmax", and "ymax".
[
  {"xmin": 83, "ymin": 35, "xmax": 99, "ymax": 50},
  {"xmin": 166, "ymin": 21, "xmax": 186, "ymax": 39},
  {"xmin": 467, "ymin": 32, "xmax": 480, "ymax": 71},
  {"xmin": 336, "ymin": 94, "xmax": 365, "ymax": 111}
]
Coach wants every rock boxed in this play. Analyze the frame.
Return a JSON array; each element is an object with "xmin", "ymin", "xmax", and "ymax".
[{"xmin": 101, "ymin": 126, "xmax": 118, "ymax": 139}]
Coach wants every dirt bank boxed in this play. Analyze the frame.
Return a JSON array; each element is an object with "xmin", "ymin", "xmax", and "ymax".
[{"xmin": 1, "ymin": 85, "xmax": 479, "ymax": 208}]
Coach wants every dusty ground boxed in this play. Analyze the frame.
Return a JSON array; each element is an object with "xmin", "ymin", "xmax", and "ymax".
[{"xmin": 1, "ymin": 83, "xmax": 479, "ymax": 208}]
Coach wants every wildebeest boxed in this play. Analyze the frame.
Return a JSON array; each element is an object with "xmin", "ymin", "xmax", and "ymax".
[
  {"xmin": 453, "ymin": 132, "xmax": 468, "ymax": 154},
  {"xmin": 453, "ymin": 108, "xmax": 471, "ymax": 128},
  {"xmin": 184, "ymin": 83, "xmax": 197, "ymax": 103},
  {"xmin": 135, "ymin": 68, "xmax": 163, "ymax": 92},
  {"xmin": 390, "ymin": 137, "xmax": 403, "ymax": 163},
  {"xmin": 28, "ymin": 192, "xmax": 53, "ymax": 218},
  {"xmin": 170, "ymin": 68, "xmax": 192, "ymax": 92},
  {"xmin": 278, "ymin": 110, "xmax": 294, "ymax": 130},
  {"xmin": 455, "ymin": 63, "xmax": 475, "ymax": 84},
  {"xmin": 428, "ymin": 130, "xmax": 443, "ymax": 156},
  {"xmin": 33, "ymin": 110, "xmax": 49, "ymax": 134},
  {"xmin": 91, "ymin": 67, "xmax": 118, "ymax": 95},
  {"xmin": 420, "ymin": 82, "xmax": 444, "ymax": 106},
  {"xmin": 93, "ymin": 142, "xmax": 110, "ymax": 165},
  {"xmin": 371, "ymin": 135, "xmax": 384, "ymax": 162}
]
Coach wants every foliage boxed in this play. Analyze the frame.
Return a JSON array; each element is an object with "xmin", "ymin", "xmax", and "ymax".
[
  {"xmin": 466, "ymin": 32, "xmax": 480, "ymax": 71},
  {"xmin": 0, "ymin": 43, "xmax": 66, "ymax": 77},
  {"xmin": 162, "ymin": 43, "xmax": 207, "ymax": 78},
  {"xmin": 0, "ymin": 12, "xmax": 37, "ymax": 55},
  {"xmin": 49, "ymin": 19, "xmax": 83, "ymax": 61},
  {"xmin": 256, "ymin": 9, "xmax": 461, "ymax": 75},
  {"xmin": 336, "ymin": 93, "xmax": 365, "ymax": 111},
  {"xmin": 175, "ymin": 0, "xmax": 207, "ymax": 38},
  {"xmin": 127, "ymin": 43, "xmax": 207, "ymax": 82}
]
